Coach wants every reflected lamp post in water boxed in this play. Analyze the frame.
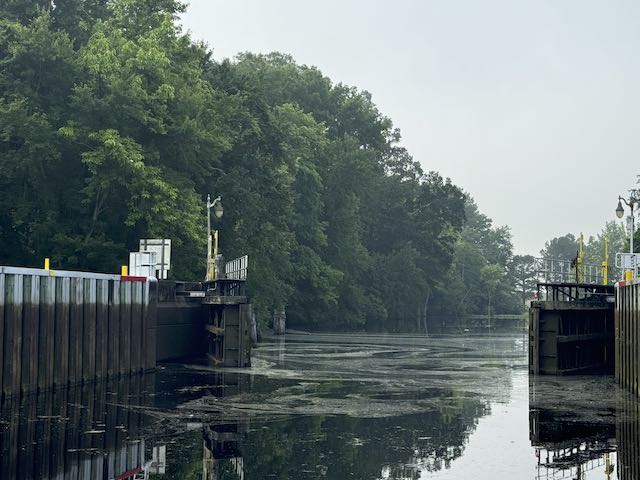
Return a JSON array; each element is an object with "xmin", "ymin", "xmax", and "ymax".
[{"xmin": 206, "ymin": 194, "xmax": 224, "ymax": 281}]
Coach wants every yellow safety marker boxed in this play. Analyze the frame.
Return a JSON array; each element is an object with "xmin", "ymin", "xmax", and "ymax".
[
  {"xmin": 602, "ymin": 237, "xmax": 609, "ymax": 285},
  {"xmin": 576, "ymin": 233, "xmax": 585, "ymax": 283},
  {"xmin": 44, "ymin": 258, "xmax": 50, "ymax": 271},
  {"xmin": 121, "ymin": 265, "xmax": 128, "ymax": 276}
]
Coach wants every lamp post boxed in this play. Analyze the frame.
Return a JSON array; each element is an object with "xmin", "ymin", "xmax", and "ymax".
[
  {"xmin": 206, "ymin": 194, "xmax": 223, "ymax": 281},
  {"xmin": 616, "ymin": 195, "xmax": 636, "ymax": 254}
]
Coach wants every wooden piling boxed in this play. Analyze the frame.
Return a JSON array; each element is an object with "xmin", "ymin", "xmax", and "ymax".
[
  {"xmin": 143, "ymin": 280, "xmax": 156, "ymax": 371},
  {"xmin": 95, "ymin": 279, "xmax": 108, "ymax": 381},
  {"xmin": 82, "ymin": 278, "xmax": 97, "ymax": 384},
  {"xmin": 20, "ymin": 275, "xmax": 39, "ymax": 393},
  {"xmin": 68, "ymin": 277, "xmax": 83, "ymax": 386},
  {"xmin": 4, "ymin": 275, "xmax": 23, "ymax": 397},
  {"xmin": 38, "ymin": 276, "xmax": 55, "ymax": 391},
  {"xmin": 131, "ymin": 281, "xmax": 142, "ymax": 374},
  {"xmin": 108, "ymin": 279, "xmax": 121, "ymax": 379},
  {"xmin": 120, "ymin": 281, "xmax": 132, "ymax": 376},
  {"xmin": 0, "ymin": 274, "xmax": 4, "ymax": 393}
]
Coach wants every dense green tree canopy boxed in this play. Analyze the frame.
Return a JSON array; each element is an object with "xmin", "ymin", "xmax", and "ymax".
[{"xmin": 0, "ymin": 0, "xmax": 524, "ymax": 330}]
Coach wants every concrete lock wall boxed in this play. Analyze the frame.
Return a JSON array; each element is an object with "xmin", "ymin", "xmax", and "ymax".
[
  {"xmin": 155, "ymin": 279, "xmax": 207, "ymax": 362},
  {"xmin": 0, "ymin": 266, "xmax": 156, "ymax": 398}
]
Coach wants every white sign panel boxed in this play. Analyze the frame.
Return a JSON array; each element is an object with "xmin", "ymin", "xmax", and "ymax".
[
  {"xmin": 129, "ymin": 251, "xmax": 156, "ymax": 277},
  {"xmin": 139, "ymin": 239, "xmax": 171, "ymax": 279},
  {"xmin": 615, "ymin": 252, "xmax": 640, "ymax": 269}
]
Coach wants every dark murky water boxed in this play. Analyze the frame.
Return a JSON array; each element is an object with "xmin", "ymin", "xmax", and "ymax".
[{"xmin": 1, "ymin": 333, "xmax": 638, "ymax": 479}]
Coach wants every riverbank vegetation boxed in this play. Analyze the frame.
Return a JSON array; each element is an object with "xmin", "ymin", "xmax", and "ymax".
[{"xmin": 0, "ymin": 0, "xmax": 526, "ymax": 330}]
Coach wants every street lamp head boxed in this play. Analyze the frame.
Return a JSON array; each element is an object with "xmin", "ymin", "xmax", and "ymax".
[
  {"xmin": 214, "ymin": 200, "xmax": 223, "ymax": 219},
  {"xmin": 616, "ymin": 199, "xmax": 625, "ymax": 219}
]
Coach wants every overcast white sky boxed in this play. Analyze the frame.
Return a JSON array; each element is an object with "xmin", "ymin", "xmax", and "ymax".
[{"xmin": 180, "ymin": 0, "xmax": 640, "ymax": 255}]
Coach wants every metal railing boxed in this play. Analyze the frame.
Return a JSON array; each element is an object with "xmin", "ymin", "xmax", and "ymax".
[
  {"xmin": 533, "ymin": 257, "xmax": 618, "ymax": 285},
  {"xmin": 225, "ymin": 255, "xmax": 248, "ymax": 281}
]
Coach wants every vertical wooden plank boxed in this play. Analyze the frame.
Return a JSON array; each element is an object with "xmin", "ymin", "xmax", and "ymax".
[
  {"xmin": 82, "ymin": 278, "xmax": 97, "ymax": 384},
  {"xmin": 120, "ymin": 282, "xmax": 132, "ymax": 376},
  {"xmin": 131, "ymin": 281, "xmax": 142, "ymax": 374},
  {"xmin": 629, "ymin": 285, "xmax": 633, "ymax": 392},
  {"xmin": 632, "ymin": 285, "xmax": 640, "ymax": 395},
  {"xmin": 620, "ymin": 287, "xmax": 627, "ymax": 388},
  {"xmin": 532, "ymin": 308, "xmax": 539, "ymax": 374},
  {"xmin": 107, "ymin": 280, "xmax": 120, "ymax": 378},
  {"xmin": 620, "ymin": 285, "xmax": 624, "ymax": 387},
  {"xmin": 636, "ymin": 284, "xmax": 640, "ymax": 396},
  {"xmin": 38, "ymin": 276, "xmax": 55, "ymax": 392},
  {"xmin": 629, "ymin": 285, "xmax": 633, "ymax": 393},
  {"xmin": 616, "ymin": 284, "xmax": 621, "ymax": 384},
  {"xmin": 54, "ymin": 277, "xmax": 70, "ymax": 388},
  {"xmin": 629, "ymin": 285, "xmax": 632, "ymax": 391},
  {"xmin": 140, "ymin": 280, "xmax": 148, "ymax": 372},
  {"xmin": 631, "ymin": 284, "xmax": 634, "ymax": 394},
  {"xmin": 95, "ymin": 279, "xmax": 108, "ymax": 381},
  {"xmin": 0, "ymin": 273, "xmax": 5, "ymax": 395},
  {"xmin": 631, "ymin": 285, "xmax": 639, "ymax": 395},
  {"xmin": 3, "ymin": 274, "xmax": 24, "ymax": 397},
  {"xmin": 21, "ymin": 274, "xmax": 40, "ymax": 394},
  {"xmin": 626, "ymin": 286, "xmax": 631, "ymax": 391},
  {"xmin": 144, "ymin": 279, "xmax": 157, "ymax": 371},
  {"xmin": 68, "ymin": 277, "xmax": 84, "ymax": 387}
]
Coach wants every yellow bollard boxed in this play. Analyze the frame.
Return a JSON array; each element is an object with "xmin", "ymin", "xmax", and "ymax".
[
  {"xmin": 121, "ymin": 265, "xmax": 128, "ymax": 276},
  {"xmin": 44, "ymin": 258, "xmax": 50, "ymax": 271}
]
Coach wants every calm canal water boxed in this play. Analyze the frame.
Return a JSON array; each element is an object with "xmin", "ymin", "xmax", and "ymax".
[{"xmin": 1, "ymin": 333, "xmax": 638, "ymax": 479}]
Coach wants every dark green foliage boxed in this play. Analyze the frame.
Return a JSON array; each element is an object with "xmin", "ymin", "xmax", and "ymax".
[
  {"xmin": 433, "ymin": 198, "xmax": 522, "ymax": 317},
  {"xmin": 539, "ymin": 233, "xmax": 579, "ymax": 261},
  {"xmin": 0, "ymin": 1, "xmax": 523, "ymax": 330}
]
